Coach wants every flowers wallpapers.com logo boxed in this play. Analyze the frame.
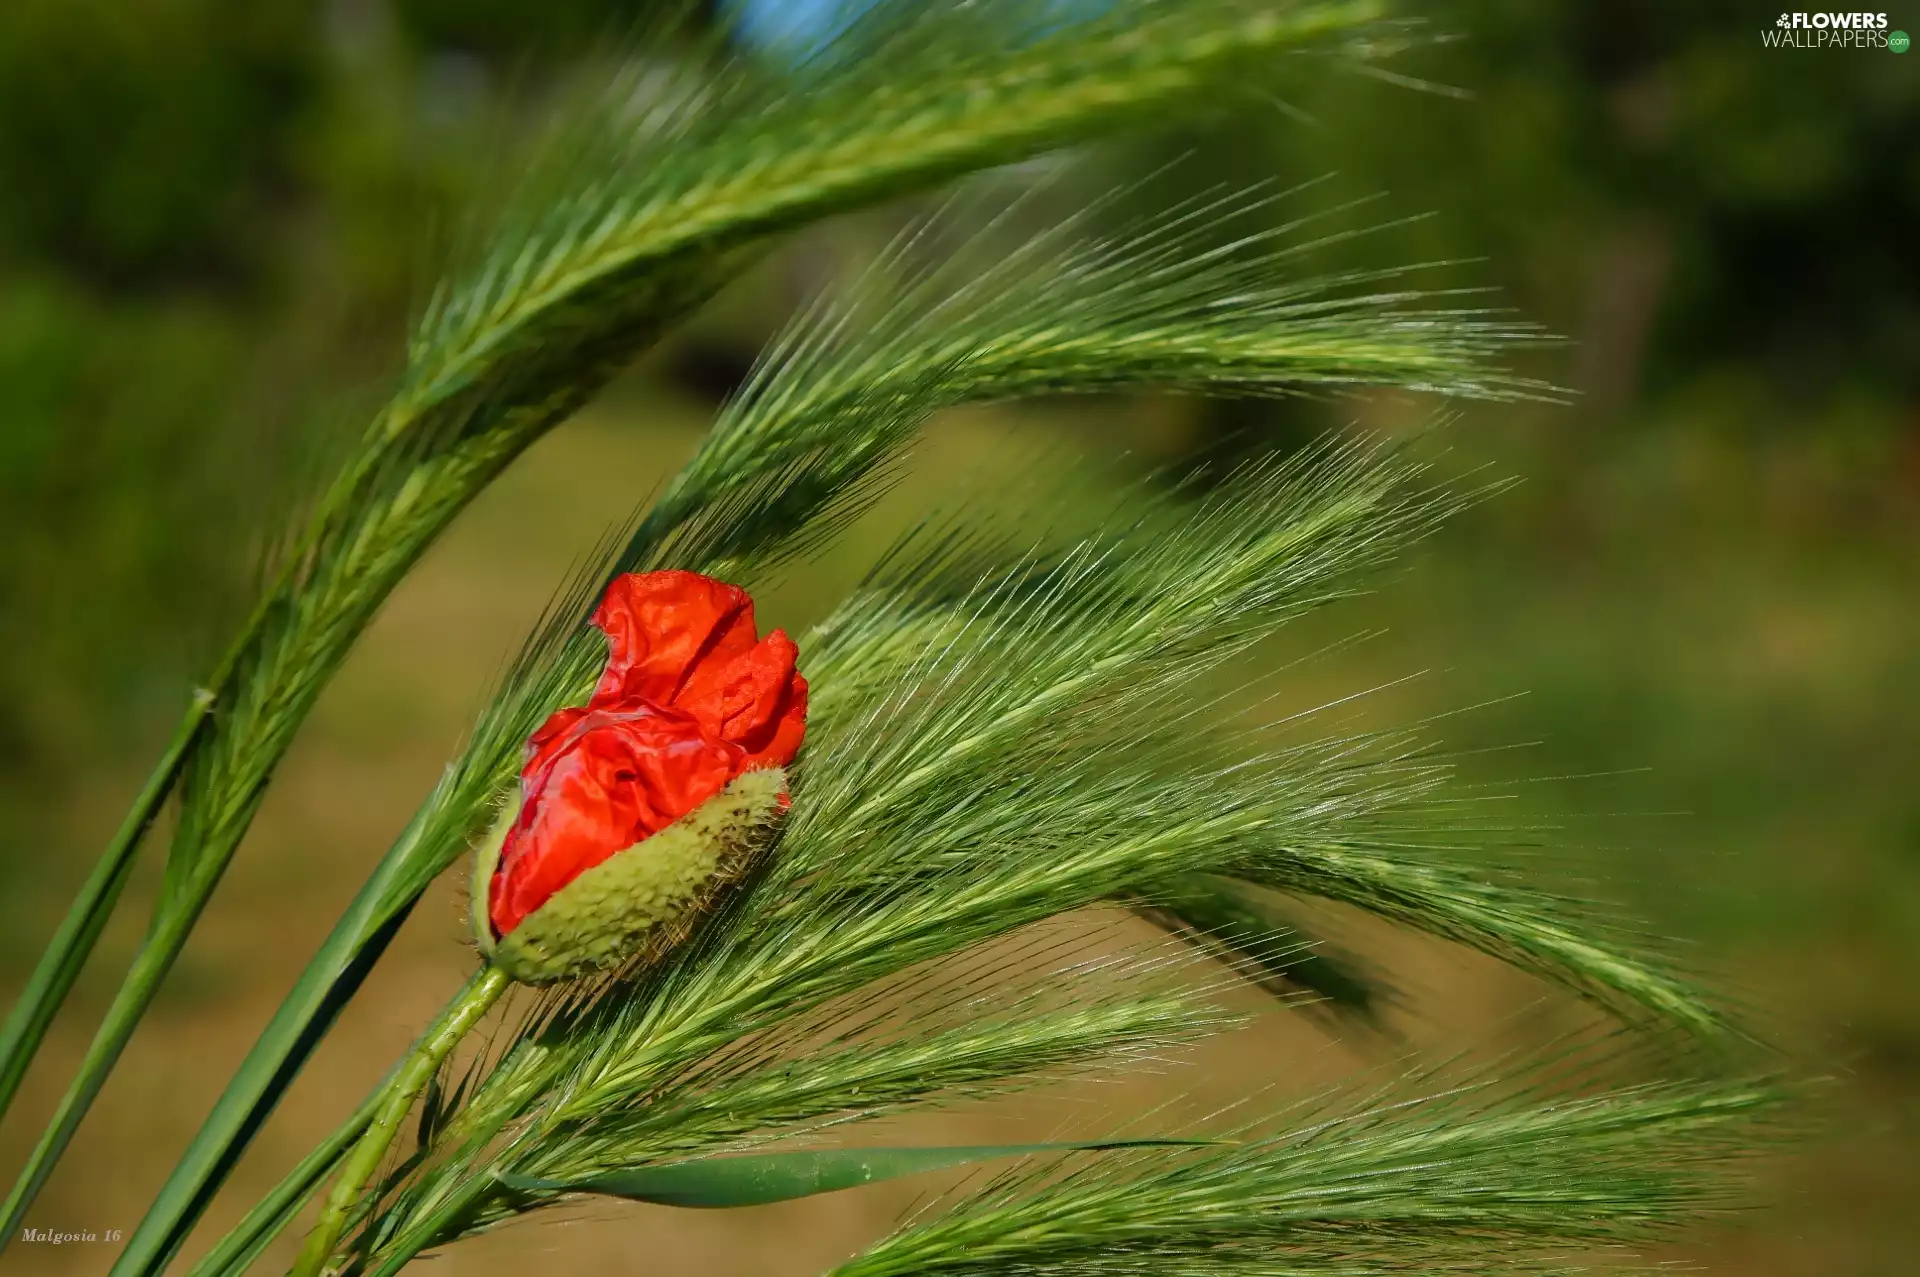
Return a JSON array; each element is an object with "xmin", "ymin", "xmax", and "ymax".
[{"xmin": 1762, "ymin": 11, "xmax": 1908, "ymax": 47}]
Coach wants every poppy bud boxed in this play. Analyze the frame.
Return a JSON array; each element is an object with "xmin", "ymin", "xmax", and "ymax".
[{"xmin": 471, "ymin": 571, "xmax": 807, "ymax": 984}]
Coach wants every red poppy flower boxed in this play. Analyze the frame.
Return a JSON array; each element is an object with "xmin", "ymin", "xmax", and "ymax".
[{"xmin": 487, "ymin": 571, "xmax": 807, "ymax": 939}]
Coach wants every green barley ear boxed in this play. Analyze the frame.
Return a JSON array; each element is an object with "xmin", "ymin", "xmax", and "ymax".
[{"xmin": 833, "ymin": 1060, "xmax": 1789, "ymax": 1276}]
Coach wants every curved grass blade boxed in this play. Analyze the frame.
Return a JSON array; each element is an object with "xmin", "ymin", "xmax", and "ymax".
[
  {"xmin": 1137, "ymin": 873, "xmax": 1385, "ymax": 1022},
  {"xmin": 184, "ymin": 1089, "xmax": 379, "ymax": 1277},
  {"xmin": 110, "ymin": 784, "xmax": 495, "ymax": 1276},
  {"xmin": 1234, "ymin": 835, "xmax": 1734, "ymax": 1039},
  {"xmin": 498, "ymin": 1139, "xmax": 1214, "ymax": 1208},
  {"xmin": 0, "ymin": 688, "xmax": 211, "ymax": 1119}
]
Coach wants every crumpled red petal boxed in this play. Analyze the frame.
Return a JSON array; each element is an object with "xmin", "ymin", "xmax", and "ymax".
[
  {"xmin": 490, "ymin": 702, "xmax": 741, "ymax": 937},
  {"xmin": 489, "ymin": 570, "xmax": 808, "ymax": 939},
  {"xmin": 675, "ymin": 629, "xmax": 808, "ymax": 766},
  {"xmin": 589, "ymin": 571, "xmax": 759, "ymax": 707},
  {"xmin": 588, "ymin": 568, "xmax": 807, "ymax": 765}
]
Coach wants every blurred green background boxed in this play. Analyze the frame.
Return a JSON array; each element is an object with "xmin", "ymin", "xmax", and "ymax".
[{"xmin": 0, "ymin": 2, "xmax": 1914, "ymax": 1274}]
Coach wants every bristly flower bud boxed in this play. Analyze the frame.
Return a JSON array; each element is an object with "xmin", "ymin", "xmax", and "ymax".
[
  {"xmin": 472, "ymin": 768, "xmax": 788, "ymax": 983},
  {"xmin": 471, "ymin": 571, "xmax": 806, "ymax": 984}
]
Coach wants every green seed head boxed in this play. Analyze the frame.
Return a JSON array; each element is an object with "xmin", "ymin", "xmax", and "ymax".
[{"xmin": 472, "ymin": 768, "xmax": 788, "ymax": 984}]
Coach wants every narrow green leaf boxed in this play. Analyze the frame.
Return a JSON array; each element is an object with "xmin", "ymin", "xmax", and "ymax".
[
  {"xmin": 185, "ymin": 1087, "xmax": 379, "ymax": 1277},
  {"xmin": 108, "ymin": 818, "xmax": 432, "ymax": 1276},
  {"xmin": 0, "ymin": 687, "xmax": 211, "ymax": 1120},
  {"xmin": 498, "ymin": 1140, "xmax": 1213, "ymax": 1208},
  {"xmin": 1137, "ymin": 873, "xmax": 1386, "ymax": 1022}
]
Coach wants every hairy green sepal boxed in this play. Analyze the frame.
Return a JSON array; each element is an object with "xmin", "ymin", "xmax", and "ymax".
[{"xmin": 475, "ymin": 768, "xmax": 787, "ymax": 984}]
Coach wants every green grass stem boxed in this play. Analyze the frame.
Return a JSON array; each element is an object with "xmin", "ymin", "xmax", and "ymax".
[
  {"xmin": 186, "ymin": 1084, "xmax": 384, "ymax": 1277},
  {"xmin": 0, "ymin": 687, "xmax": 213, "ymax": 1121},
  {"xmin": 291, "ymin": 965, "xmax": 508, "ymax": 1277}
]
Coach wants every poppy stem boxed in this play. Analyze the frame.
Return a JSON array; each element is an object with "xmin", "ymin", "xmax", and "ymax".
[{"xmin": 291, "ymin": 963, "xmax": 511, "ymax": 1277}]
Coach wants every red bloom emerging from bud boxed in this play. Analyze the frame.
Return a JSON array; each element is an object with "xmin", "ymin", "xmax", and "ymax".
[{"xmin": 487, "ymin": 571, "xmax": 807, "ymax": 939}]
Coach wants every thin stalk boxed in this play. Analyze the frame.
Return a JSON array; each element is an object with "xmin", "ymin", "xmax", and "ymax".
[
  {"xmin": 0, "ymin": 482, "xmax": 377, "ymax": 1241},
  {"xmin": 0, "ymin": 687, "xmax": 213, "ymax": 1120},
  {"xmin": 0, "ymin": 506, "xmax": 324, "ymax": 1132},
  {"xmin": 360, "ymin": 1173, "xmax": 495, "ymax": 1277},
  {"xmin": 0, "ymin": 894, "xmax": 216, "ymax": 1238},
  {"xmin": 188, "ymin": 1074, "xmax": 394, "ymax": 1277},
  {"xmin": 110, "ymin": 801, "xmax": 467, "ymax": 1277},
  {"xmin": 292, "ymin": 965, "xmax": 509, "ymax": 1277}
]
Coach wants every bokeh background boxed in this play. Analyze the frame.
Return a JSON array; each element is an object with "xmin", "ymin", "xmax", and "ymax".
[{"xmin": 2, "ymin": 1, "xmax": 1915, "ymax": 1274}]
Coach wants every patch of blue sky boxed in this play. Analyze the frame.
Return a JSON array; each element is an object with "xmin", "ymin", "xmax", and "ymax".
[{"xmin": 722, "ymin": 0, "xmax": 1114, "ymax": 60}]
